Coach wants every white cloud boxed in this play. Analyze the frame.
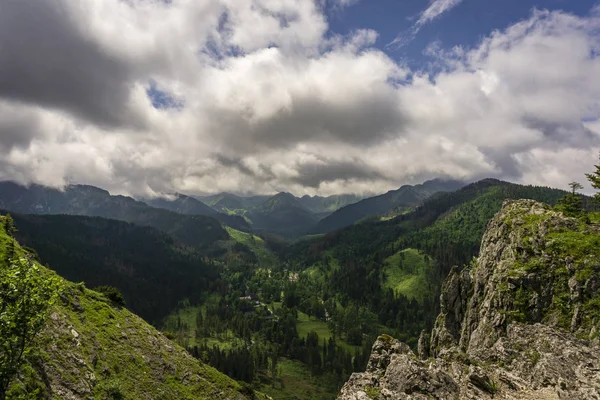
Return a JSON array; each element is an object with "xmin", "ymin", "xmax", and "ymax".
[
  {"xmin": 0, "ymin": 1, "xmax": 599, "ymax": 196},
  {"xmin": 388, "ymin": 0, "xmax": 466, "ymax": 48},
  {"xmin": 418, "ymin": 0, "xmax": 465, "ymax": 26}
]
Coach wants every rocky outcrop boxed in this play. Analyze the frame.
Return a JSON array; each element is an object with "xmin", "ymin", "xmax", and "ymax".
[{"xmin": 338, "ymin": 200, "xmax": 600, "ymax": 400}]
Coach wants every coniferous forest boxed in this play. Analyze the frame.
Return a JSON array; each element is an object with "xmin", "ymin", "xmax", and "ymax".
[{"xmin": 2, "ymin": 177, "xmax": 588, "ymax": 399}]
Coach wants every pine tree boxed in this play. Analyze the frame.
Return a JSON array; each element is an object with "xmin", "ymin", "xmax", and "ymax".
[
  {"xmin": 195, "ymin": 309, "xmax": 204, "ymax": 340},
  {"xmin": 586, "ymin": 153, "xmax": 600, "ymax": 203},
  {"xmin": 2, "ymin": 215, "xmax": 16, "ymax": 237},
  {"xmin": 556, "ymin": 182, "xmax": 583, "ymax": 217}
]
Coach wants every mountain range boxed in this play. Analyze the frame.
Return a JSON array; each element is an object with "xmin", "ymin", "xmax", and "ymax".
[{"xmin": 0, "ymin": 179, "xmax": 466, "ymax": 239}]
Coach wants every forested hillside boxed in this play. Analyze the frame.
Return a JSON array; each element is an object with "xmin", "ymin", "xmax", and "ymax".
[
  {"xmin": 282, "ymin": 179, "xmax": 572, "ymax": 346},
  {"xmin": 144, "ymin": 192, "xmax": 250, "ymax": 230},
  {"xmin": 312, "ymin": 179, "xmax": 465, "ymax": 233},
  {"xmin": 0, "ymin": 215, "xmax": 263, "ymax": 400},
  {"xmin": 10, "ymin": 213, "xmax": 223, "ymax": 324}
]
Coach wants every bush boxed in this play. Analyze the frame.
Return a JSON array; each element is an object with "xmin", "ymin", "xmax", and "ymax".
[
  {"xmin": 95, "ymin": 286, "xmax": 126, "ymax": 307},
  {"xmin": 105, "ymin": 380, "xmax": 125, "ymax": 400}
]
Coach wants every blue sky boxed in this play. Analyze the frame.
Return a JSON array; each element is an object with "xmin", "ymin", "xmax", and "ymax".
[{"xmin": 328, "ymin": 0, "xmax": 598, "ymax": 69}]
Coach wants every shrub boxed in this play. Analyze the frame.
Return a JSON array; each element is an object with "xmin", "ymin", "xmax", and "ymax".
[{"xmin": 95, "ymin": 286, "xmax": 126, "ymax": 307}]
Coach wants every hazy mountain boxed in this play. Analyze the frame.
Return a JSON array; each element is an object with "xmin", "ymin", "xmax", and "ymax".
[
  {"xmin": 249, "ymin": 192, "xmax": 320, "ymax": 236},
  {"xmin": 296, "ymin": 194, "xmax": 364, "ymax": 214},
  {"xmin": 201, "ymin": 192, "xmax": 270, "ymax": 212},
  {"xmin": 312, "ymin": 179, "xmax": 466, "ymax": 233},
  {"xmin": 144, "ymin": 192, "xmax": 250, "ymax": 230},
  {"xmin": 0, "ymin": 181, "xmax": 230, "ymax": 249}
]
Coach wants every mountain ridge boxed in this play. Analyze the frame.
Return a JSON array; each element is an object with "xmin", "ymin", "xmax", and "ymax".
[
  {"xmin": 0, "ymin": 181, "xmax": 233, "ymax": 249},
  {"xmin": 312, "ymin": 179, "xmax": 466, "ymax": 233}
]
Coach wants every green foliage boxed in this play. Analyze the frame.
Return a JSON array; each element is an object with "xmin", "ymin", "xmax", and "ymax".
[
  {"xmin": 283, "ymin": 179, "xmax": 571, "ymax": 353},
  {"xmin": 365, "ymin": 385, "xmax": 381, "ymax": 399},
  {"xmin": 226, "ymin": 227, "xmax": 278, "ymax": 267},
  {"xmin": 503, "ymin": 212, "xmax": 600, "ymax": 333},
  {"xmin": 105, "ymin": 380, "xmax": 125, "ymax": 400},
  {"xmin": 555, "ymin": 182, "xmax": 584, "ymax": 217},
  {"xmin": 2, "ymin": 215, "xmax": 16, "ymax": 237},
  {"xmin": 0, "ymin": 215, "xmax": 263, "ymax": 400},
  {"xmin": 0, "ymin": 256, "xmax": 60, "ymax": 399},
  {"xmin": 383, "ymin": 249, "xmax": 433, "ymax": 302},
  {"xmin": 586, "ymin": 152, "xmax": 600, "ymax": 203},
  {"xmin": 94, "ymin": 285, "xmax": 126, "ymax": 307}
]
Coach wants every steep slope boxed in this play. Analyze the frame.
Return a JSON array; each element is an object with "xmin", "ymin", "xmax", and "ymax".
[
  {"xmin": 338, "ymin": 200, "xmax": 600, "ymax": 399},
  {"xmin": 10, "ymin": 213, "xmax": 220, "ymax": 325},
  {"xmin": 0, "ymin": 216, "xmax": 261, "ymax": 400},
  {"xmin": 144, "ymin": 193, "xmax": 250, "ymax": 231},
  {"xmin": 312, "ymin": 179, "xmax": 465, "ymax": 233},
  {"xmin": 0, "ymin": 182, "xmax": 229, "ymax": 249}
]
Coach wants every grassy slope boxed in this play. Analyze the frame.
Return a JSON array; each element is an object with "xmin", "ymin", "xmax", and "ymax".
[
  {"xmin": 0, "ymin": 215, "xmax": 260, "ymax": 400},
  {"xmin": 383, "ymin": 248, "xmax": 433, "ymax": 302},
  {"xmin": 225, "ymin": 226, "xmax": 278, "ymax": 266},
  {"xmin": 261, "ymin": 358, "xmax": 334, "ymax": 400}
]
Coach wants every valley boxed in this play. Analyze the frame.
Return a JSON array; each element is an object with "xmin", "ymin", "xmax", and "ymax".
[
  {"xmin": 2, "ymin": 2, "xmax": 599, "ymax": 398},
  {"xmin": 1, "ymin": 176, "xmax": 588, "ymax": 399}
]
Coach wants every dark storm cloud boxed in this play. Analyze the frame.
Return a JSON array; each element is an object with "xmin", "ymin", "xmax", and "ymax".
[
  {"xmin": 0, "ymin": 0, "xmax": 139, "ymax": 128},
  {"xmin": 523, "ymin": 118, "xmax": 600, "ymax": 148},
  {"xmin": 289, "ymin": 159, "xmax": 389, "ymax": 188},
  {"xmin": 214, "ymin": 154, "xmax": 257, "ymax": 177},
  {"xmin": 208, "ymin": 89, "xmax": 405, "ymax": 153},
  {"xmin": 0, "ymin": 106, "xmax": 42, "ymax": 150}
]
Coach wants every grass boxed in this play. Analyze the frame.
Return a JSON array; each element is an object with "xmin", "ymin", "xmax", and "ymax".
[
  {"xmin": 297, "ymin": 311, "xmax": 332, "ymax": 342},
  {"xmin": 226, "ymin": 226, "xmax": 278, "ymax": 266},
  {"xmin": 383, "ymin": 248, "xmax": 433, "ymax": 302},
  {"xmin": 222, "ymin": 208, "xmax": 253, "ymax": 224},
  {"xmin": 269, "ymin": 303, "xmax": 360, "ymax": 352},
  {"xmin": 259, "ymin": 358, "xmax": 337, "ymax": 400},
  {"xmin": 589, "ymin": 212, "xmax": 600, "ymax": 223}
]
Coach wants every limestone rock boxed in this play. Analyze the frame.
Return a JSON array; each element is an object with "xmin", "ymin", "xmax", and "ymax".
[{"xmin": 338, "ymin": 200, "xmax": 600, "ymax": 400}]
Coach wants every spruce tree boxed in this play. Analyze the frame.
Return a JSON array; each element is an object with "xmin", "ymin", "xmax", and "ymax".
[
  {"xmin": 2, "ymin": 215, "xmax": 16, "ymax": 237},
  {"xmin": 556, "ymin": 182, "xmax": 583, "ymax": 217},
  {"xmin": 586, "ymin": 153, "xmax": 600, "ymax": 202}
]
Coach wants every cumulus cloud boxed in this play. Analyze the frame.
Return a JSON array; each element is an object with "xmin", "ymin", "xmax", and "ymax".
[{"xmin": 0, "ymin": 1, "xmax": 599, "ymax": 196}]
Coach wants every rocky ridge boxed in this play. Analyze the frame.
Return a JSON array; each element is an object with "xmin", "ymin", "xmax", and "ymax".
[{"xmin": 338, "ymin": 200, "xmax": 600, "ymax": 399}]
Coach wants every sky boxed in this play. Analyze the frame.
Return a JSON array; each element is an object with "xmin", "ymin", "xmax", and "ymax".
[{"xmin": 0, "ymin": 0, "xmax": 599, "ymax": 197}]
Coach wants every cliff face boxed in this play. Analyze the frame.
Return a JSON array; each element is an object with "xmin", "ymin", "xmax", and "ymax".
[{"xmin": 339, "ymin": 200, "xmax": 600, "ymax": 400}]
